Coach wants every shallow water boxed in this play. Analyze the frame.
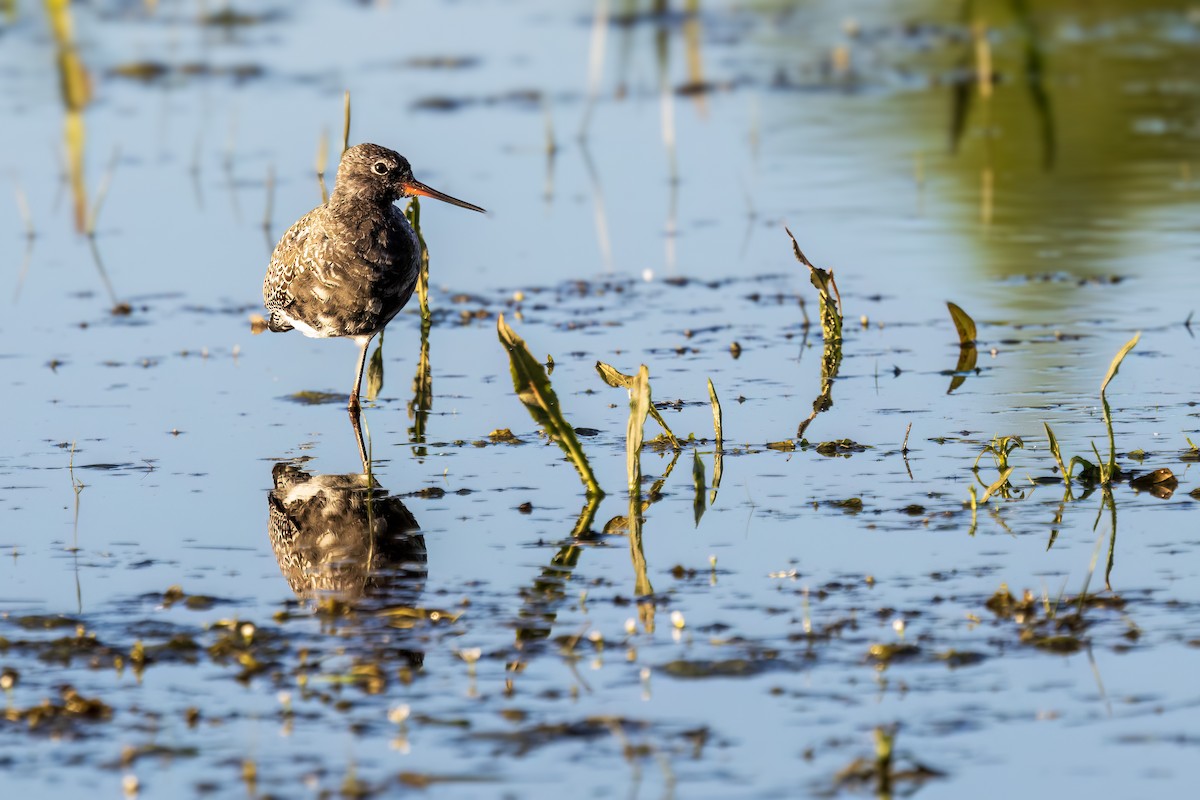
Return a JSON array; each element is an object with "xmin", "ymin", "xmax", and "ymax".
[{"xmin": 2, "ymin": 1, "xmax": 1200, "ymax": 798}]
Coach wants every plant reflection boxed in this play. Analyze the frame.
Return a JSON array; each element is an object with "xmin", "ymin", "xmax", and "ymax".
[
  {"xmin": 511, "ymin": 461, "xmax": 669, "ymax": 654},
  {"xmin": 1094, "ymin": 488, "xmax": 1117, "ymax": 591},
  {"xmin": 512, "ymin": 496, "xmax": 596, "ymax": 647}
]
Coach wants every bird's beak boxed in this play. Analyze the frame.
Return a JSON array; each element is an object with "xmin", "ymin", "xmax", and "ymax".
[{"xmin": 401, "ymin": 179, "xmax": 486, "ymax": 213}]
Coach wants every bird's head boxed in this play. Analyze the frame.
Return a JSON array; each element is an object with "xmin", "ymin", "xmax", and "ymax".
[{"xmin": 334, "ymin": 143, "xmax": 485, "ymax": 213}]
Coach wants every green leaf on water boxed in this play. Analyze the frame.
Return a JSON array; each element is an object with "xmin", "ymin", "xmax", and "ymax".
[
  {"xmin": 341, "ymin": 89, "xmax": 352, "ymax": 155},
  {"xmin": 596, "ymin": 361, "xmax": 680, "ymax": 450},
  {"xmin": 1043, "ymin": 422, "xmax": 1069, "ymax": 485},
  {"xmin": 1099, "ymin": 332, "xmax": 1140, "ymax": 484},
  {"xmin": 786, "ymin": 230, "xmax": 843, "ymax": 438},
  {"xmin": 1100, "ymin": 332, "xmax": 1139, "ymax": 397},
  {"xmin": 595, "ymin": 361, "xmax": 629, "ymax": 389},
  {"xmin": 498, "ymin": 314, "xmax": 602, "ymax": 498},
  {"xmin": 404, "ymin": 197, "xmax": 431, "ymax": 320},
  {"xmin": 626, "ymin": 364, "xmax": 651, "ymax": 496},
  {"xmin": 786, "ymin": 227, "xmax": 842, "ymax": 341},
  {"xmin": 946, "ymin": 301, "xmax": 977, "ymax": 346},
  {"xmin": 707, "ymin": 378, "xmax": 723, "ymax": 450}
]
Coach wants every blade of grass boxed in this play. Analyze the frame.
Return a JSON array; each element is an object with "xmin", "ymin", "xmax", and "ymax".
[
  {"xmin": 1100, "ymin": 332, "xmax": 1140, "ymax": 396},
  {"xmin": 946, "ymin": 301, "xmax": 977, "ymax": 346},
  {"xmin": 707, "ymin": 378, "xmax": 723, "ymax": 504},
  {"xmin": 1043, "ymin": 422, "xmax": 1068, "ymax": 484},
  {"xmin": 786, "ymin": 226, "xmax": 842, "ymax": 340},
  {"xmin": 980, "ymin": 467, "xmax": 1014, "ymax": 503},
  {"xmin": 707, "ymin": 378, "xmax": 723, "ymax": 450},
  {"xmin": 341, "ymin": 90, "xmax": 352, "ymax": 154},
  {"xmin": 1099, "ymin": 333, "xmax": 1139, "ymax": 481},
  {"xmin": 787, "ymin": 228, "xmax": 843, "ymax": 438},
  {"xmin": 316, "ymin": 127, "xmax": 329, "ymax": 203},
  {"xmin": 626, "ymin": 365, "xmax": 651, "ymax": 496},
  {"xmin": 404, "ymin": 197, "xmax": 430, "ymax": 320},
  {"xmin": 596, "ymin": 361, "xmax": 680, "ymax": 449},
  {"xmin": 499, "ymin": 314, "xmax": 602, "ymax": 497}
]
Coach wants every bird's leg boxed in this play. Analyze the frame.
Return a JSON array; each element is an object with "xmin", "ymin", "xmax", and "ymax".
[
  {"xmin": 349, "ymin": 334, "xmax": 374, "ymax": 414},
  {"xmin": 349, "ymin": 406, "xmax": 370, "ymax": 474}
]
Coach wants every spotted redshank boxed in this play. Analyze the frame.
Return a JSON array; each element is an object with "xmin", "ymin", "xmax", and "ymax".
[
  {"xmin": 268, "ymin": 461, "xmax": 425, "ymax": 605},
  {"xmin": 263, "ymin": 143, "xmax": 484, "ymax": 412}
]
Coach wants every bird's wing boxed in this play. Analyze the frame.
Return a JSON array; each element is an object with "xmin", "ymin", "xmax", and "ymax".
[{"xmin": 263, "ymin": 208, "xmax": 328, "ymax": 312}]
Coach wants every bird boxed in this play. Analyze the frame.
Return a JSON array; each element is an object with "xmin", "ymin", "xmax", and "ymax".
[
  {"xmin": 267, "ymin": 461, "xmax": 426, "ymax": 606},
  {"xmin": 263, "ymin": 143, "xmax": 484, "ymax": 413}
]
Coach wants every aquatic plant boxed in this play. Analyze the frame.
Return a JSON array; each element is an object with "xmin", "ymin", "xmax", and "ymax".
[
  {"xmin": 315, "ymin": 127, "xmax": 330, "ymax": 202},
  {"xmin": 1043, "ymin": 332, "xmax": 1140, "ymax": 486},
  {"xmin": 404, "ymin": 197, "xmax": 432, "ymax": 321},
  {"xmin": 971, "ymin": 434, "xmax": 1023, "ymax": 501},
  {"xmin": 786, "ymin": 228, "xmax": 843, "ymax": 438},
  {"xmin": 945, "ymin": 301, "xmax": 978, "ymax": 393},
  {"xmin": 1095, "ymin": 332, "xmax": 1140, "ymax": 485},
  {"xmin": 974, "ymin": 434, "xmax": 1022, "ymax": 473},
  {"xmin": 498, "ymin": 314, "xmax": 602, "ymax": 497},
  {"xmin": 596, "ymin": 361, "xmax": 680, "ymax": 449},
  {"xmin": 946, "ymin": 301, "xmax": 976, "ymax": 345},
  {"xmin": 625, "ymin": 364, "xmax": 651, "ymax": 495},
  {"xmin": 707, "ymin": 378, "xmax": 723, "ymax": 505}
]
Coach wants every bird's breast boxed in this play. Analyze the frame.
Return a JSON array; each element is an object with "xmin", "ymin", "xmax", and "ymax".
[{"xmin": 267, "ymin": 207, "xmax": 420, "ymax": 339}]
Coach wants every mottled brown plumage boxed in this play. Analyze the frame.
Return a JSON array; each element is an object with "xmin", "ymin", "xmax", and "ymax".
[
  {"xmin": 263, "ymin": 143, "xmax": 484, "ymax": 412},
  {"xmin": 267, "ymin": 461, "xmax": 426, "ymax": 604}
]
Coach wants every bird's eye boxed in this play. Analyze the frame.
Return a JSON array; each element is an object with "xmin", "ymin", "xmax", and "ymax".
[{"xmin": 372, "ymin": 160, "xmax": 390, "ymax": 175}]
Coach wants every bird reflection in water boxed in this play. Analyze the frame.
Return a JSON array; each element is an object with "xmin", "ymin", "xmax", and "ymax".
[{"xmin": 267, "ymin": 418, "xmax": 426, "ymax": 612}]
